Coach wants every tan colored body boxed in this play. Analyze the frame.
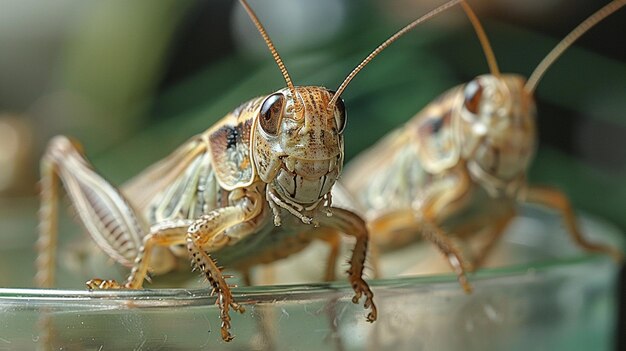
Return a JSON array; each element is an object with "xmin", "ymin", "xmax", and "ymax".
[
  {"xmin": 342, "ymin": 74, "xmax": 622, "ymax": 291},
  {"xmin": 37, "ymin": 87, "xmax": 376, "ymax": 341}
]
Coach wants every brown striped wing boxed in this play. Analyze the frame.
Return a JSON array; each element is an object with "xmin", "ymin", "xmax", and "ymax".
[{"xmin": 207, "ymin": 97, "xmax": 263, "ymax": 190}]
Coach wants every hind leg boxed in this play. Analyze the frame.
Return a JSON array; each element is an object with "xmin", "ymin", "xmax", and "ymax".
[{"xmin": 36, "ymin": 136, "xmax": 158, "ymax": 287}]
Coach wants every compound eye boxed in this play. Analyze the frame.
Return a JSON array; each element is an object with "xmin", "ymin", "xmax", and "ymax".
[
  {"xmin": 463, "ymin": 80, "xmax": 483, "ymax": 114},
  {"xmin": 328, "ymin": 90, "xmax": 347, "ymax": 134},
  {"xmin": 259, "ymin": 93, "xmax": 285, "ymax": 135}
]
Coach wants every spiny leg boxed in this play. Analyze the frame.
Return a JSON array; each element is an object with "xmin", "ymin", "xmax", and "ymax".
[
  {"xmin": 36, "ymin": 136, "xmax": 150, "ymax": 288},
  {"xmin": 187, "ymin": 241, "xmax": 243, "ymax": 342},
  {"xmin": 525, "ymin": 186, "xmax": 624, "ymax": 261},
  {"xmin": 186, "ymin": 204, "xmax": 261, "ymax": 342},
  {"xmin": 317, "ymin": 208, "xmax": 377, "ymax": 323}
]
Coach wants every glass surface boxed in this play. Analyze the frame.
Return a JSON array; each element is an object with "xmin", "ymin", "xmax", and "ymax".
[{"xmin": 0, "ymin": 201, "xmax": 623, "ymax": 351}]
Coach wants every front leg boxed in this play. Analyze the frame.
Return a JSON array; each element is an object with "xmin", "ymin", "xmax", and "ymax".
[
  {"xmin": 185, "ymin": 206, "xmax": 257, "ymax": 342},
  {"xmin": 316, "ymin": 208, "xmax": 377, "ymax": 323},
  {"xmin": 87, "ymin": 207, "xmax": 250, "ymax": 342},
  {"xmin": 525, "ymin": 186, "xmax": 624, "ymax": 262},
  {"xmin": 419, "ymin": 167, "xmax": 474, "ymax": 292},
  {"xmin": 91, "ymin": 189, "xmax": 263, "ymax": 342}
]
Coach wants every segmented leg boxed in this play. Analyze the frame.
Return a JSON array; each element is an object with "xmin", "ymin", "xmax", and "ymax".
[
  {"xmin": 317, "ymin": 208, "xmax": 377, "ymax": 323},
  {"xmin": 186, "ymin": 208, "xmax": 255, "ymax": 342},
  {"xmin": 525, "ymin": 186, "xmax": 624, "ymax": 262},
  {"xmin": 90, "ymin": 200, "xmax": 260, "ymax": 342},
  {"xmin": 420, "ymin": 166, "xmax": 474, "ymax": 292},
  {"xmin": 86, "ymin": 220, "xmax": 192, "ymax": 289},
  {"xmin": 36, "ymin": 136, "xmax": 152, "ymax": 288},
  {"xmin": 421, "ymin": 221, "xmax": 473, "ymax": 293}
]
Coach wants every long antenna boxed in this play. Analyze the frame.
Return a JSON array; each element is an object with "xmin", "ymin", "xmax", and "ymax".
[
  {"xmin": 460, "ymin": 0, "xmax": 500, "ymax": 77},
  {"xmin": 525, "ymin": 0, "xmax": 626, "ymax": 93},
  {"xmin": 328, "ymin": 0, "xmax": 462, "ymax": 108},
  {"xmin": 239, "ymin": 0, "xmax": 302, "ymax": 111}
]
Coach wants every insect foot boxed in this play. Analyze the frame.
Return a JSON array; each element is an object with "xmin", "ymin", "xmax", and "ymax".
[
  {"xmin": 216, "ymin": 292, "xmax": 246, "ymax": 342},
  {"xmin": 349, "ymin": 273, "xmax": 378, "ymax": 323},
  {"xmin": 186, "ymin": 217, "xmax": 246, "ymax": 342},
  {"xmin": 85, "ymin": 279, "xmax": 125, "ymax": 290}
]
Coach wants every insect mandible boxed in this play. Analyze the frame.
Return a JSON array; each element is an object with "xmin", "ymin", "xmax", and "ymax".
[
  {"xmin": 34, "ymin": 0, "xmax": 463, "ymax": 341},
  {"xmin": 341, "ymin": 0, "xmax": 626, "ymax": 292}
]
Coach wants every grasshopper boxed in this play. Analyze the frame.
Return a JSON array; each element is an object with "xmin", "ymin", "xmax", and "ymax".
[
  {"xmin": 34, "ymin": 0, "xmax": 463, "ymax": 341},
  {"xmin": 342, "ymin": 0, "xmax": 626, "ymax": 292}
]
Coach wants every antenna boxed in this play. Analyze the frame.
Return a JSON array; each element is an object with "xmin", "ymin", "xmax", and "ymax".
[
  {"xmin": 328, "ymin": 0, "xmax": 462, "ymax": 108},
  {"xmin": 239, "ymin": 0, "xmax": 302, "ymax": 111},
  {"xmin": 460, "ymin": 1, "xmax": 500, "ymax": 76},
  {"xmin": 525, "ymin": 0, "xmax": 626, "ymax": 93}
]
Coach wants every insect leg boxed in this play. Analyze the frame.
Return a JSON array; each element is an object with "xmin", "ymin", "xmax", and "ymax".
[
  {"xmin": 525, "ymin": 186, "xmax": 624, "ymax": 261},
  {"xmin": 316, "ymin": 208, "xmax": 378, "ymax": 323},
  {"xmin": 420, "ymin": 168, "xmax": 474, "ymax": 292},
  {"xmin": 36, "ymin": 136, "xmax": 148, "ymax": 288},
  {"xmin": 420, "ymin": 222, "xmax": 473, "ymax": 292},
  {"xmin": 86, "ymin": 220, "xmax": 192, "ymax": 289},
  {"xmin": 186, "ymin": 203, "xmax": 261, "ymax": 342}
]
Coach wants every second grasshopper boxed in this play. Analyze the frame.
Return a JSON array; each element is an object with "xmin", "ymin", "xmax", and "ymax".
[{"xmin": 341, "ymin": 0, "xmax": 625, "ymax": 292}]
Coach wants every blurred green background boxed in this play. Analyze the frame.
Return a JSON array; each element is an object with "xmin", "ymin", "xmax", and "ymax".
[{"xmin": 0, "ymin": 0, "xmax": 624, "ymax": 236}]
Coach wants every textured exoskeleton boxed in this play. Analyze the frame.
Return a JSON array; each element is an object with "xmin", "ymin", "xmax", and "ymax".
[
  {"xmin": 341, "ymin": 0, "xmax": 625, "ymax": 292},
  {"xmin": 35, "ymin": 0, "xmax": 465, "ymax": 341},
  {"xmin": 35, "ymin": 1, "xmax": 378, "ymax": 342}
]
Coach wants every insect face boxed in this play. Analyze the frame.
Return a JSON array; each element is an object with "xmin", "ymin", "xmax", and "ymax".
[
  {"xmin": 458, "ymin": 74, "xmax": 536, "ymax": 181},
  {"xmin": 254, "ymin": 86, "xmax": 345, "ymax": 205}
]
